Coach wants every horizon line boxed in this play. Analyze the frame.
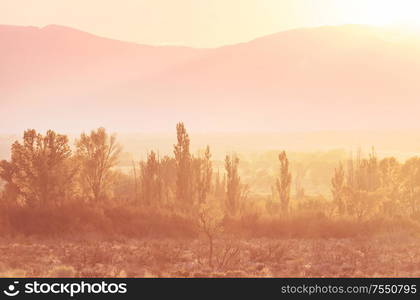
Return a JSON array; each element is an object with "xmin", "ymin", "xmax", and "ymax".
[{"xmin": 0, "ymin": 22, "xmax": 392, "ymax": 49}]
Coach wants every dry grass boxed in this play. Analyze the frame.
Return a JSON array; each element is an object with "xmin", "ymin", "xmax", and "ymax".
[{"xmin": 0, "ymin": 231, "xmax": 419, "ymax": 278}]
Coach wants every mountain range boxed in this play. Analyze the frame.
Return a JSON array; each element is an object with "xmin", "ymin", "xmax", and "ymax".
[{"xmin": 1, "ymin": 24, "xmax": 420, "ymax": 133}]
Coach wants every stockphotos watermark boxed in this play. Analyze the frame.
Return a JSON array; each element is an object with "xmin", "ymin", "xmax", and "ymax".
[{"xmin": 3, "ymin": 280, "xmax": 127, "ymax": 297}]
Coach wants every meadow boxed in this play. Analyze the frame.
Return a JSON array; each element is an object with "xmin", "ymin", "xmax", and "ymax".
[{"xmin": 1, "ymin": 232, "xmax": 419, "ymax": 278}]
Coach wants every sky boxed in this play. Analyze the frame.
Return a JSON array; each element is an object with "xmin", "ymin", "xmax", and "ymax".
[{"xmin": 2, "ymin": 0, "xmax": 420, "ymax": 47}]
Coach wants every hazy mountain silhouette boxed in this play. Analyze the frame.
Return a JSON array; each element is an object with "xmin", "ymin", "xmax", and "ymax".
[{"xmin": 1, "ymin": 24, "xmax": 420, "ymax": 133}]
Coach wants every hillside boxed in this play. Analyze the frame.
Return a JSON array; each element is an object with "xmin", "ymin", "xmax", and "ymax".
[{"xmin": 1, "ymin": 24, "xmax": 420, "ymax": 133}]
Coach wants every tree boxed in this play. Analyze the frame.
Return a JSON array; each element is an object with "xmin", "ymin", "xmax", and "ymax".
[
  {"xmin": 214, "ymin": 169, "xmax": 225, "ymax": 199},
  {"xmin": 400, "ymin": 157, "xmax": 420, "ymax": 216},
  {"xmin": 224, "ymin": 154, "xmax": 241, "ymax": 215},
  {"xmin": 0, "ymin": 129, "xmax": 76, "ymax": 206},
  {"xmin": 159, "ymin": 155, "xmax": 177, "ymax": 206},
  {"xmin": 195, "ymin": 146, "xmax": 213, "ymax": 204},
  {"xmin": 131, "ymin": 159, "xmax": 139, "ymax": 203},
  {"xmin": 140, "ymin": 151, "xmax": 162, "ymax": 206},
  {"xmin": 345, "ymin": 149, "xmax": 382, "ymax": 220},
  {"xmin": 174, "ymin": 122, "xmax": 192, "ymax": 209},
  {"xmin": 379, "ymin": 157, "xmax": 401, "ymax": 216},
  {"xmin": 294, "ymin": 162, "xmax": 307, "ymax": 201},
  {"xmin": 276, "ymin": 151, "xmax": 292, "ymax": 213},
  {"xmin": 0, "ymin": 160, "xmax": 20, "ymax": 204},
  {"xmin": 197, "ymin": 202, "xmax": 224, "ymax": 267},
  {"xmin": 76, "ymin": 127, "xmax": 121, "ymax": 203},
  {"xmin": 331, "ymin": 162, "xmax": 345, "ymax": 215}
]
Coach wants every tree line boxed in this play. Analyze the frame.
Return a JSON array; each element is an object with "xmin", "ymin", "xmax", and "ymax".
[
  {"xmin": 1, "ymin": 123, "xmax": 419, "ymax": 222},
  {"xmin": 0, "ymin": 123, "xmax": 292, "ymax": 218}
]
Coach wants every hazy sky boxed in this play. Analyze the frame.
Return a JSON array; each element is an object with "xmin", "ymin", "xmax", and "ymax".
[{"xmin": 2, "ymin": 0, "xmax": 420, "ymax": 47}]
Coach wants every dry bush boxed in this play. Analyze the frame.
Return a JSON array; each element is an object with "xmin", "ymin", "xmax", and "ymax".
[
  {"xmin": 196, "ymin": 203, "xmax": 224, "ymax": 267},
  {"xmin": 213, "ymin": 240, "xmax": 242, "ymax": 271},
  {"xmin": 249, "ymin": 240, "xmax": 290, "ymax": 264},
  {"xmin": 191, "ymin": 239, "xmax": 242, "ymax": 273}
]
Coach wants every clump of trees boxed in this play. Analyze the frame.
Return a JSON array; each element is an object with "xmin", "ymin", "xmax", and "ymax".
[
  {"xmin": 331, "ymin": 148, "xmax": 420, "ymax": 219},
  {"xmin": 0, "ymin": 128, "xmax": 122, "ymax": 207},
  {"xmin": 0, "ymin": 130, "xmax": 76, "ymax": 206}
]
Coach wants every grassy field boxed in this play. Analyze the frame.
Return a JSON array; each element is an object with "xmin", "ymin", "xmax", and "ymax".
[{"xmin": 1, "ymin": 231, "xmax": 419, "ymax": 278}]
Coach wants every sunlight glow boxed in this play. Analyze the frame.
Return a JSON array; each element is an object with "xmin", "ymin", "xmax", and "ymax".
[{"xmin": 337, "ymin": 0, "xmax": 420, "ymax": 27}]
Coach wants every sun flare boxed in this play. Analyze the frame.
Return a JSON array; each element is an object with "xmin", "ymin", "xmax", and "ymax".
[{"xmin": 343, "ymin": 0, "xmax": 420, "ymax": 27}]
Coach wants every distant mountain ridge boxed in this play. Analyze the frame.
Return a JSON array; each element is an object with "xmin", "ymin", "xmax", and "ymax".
[{"xmin": 1, "ymin": 24, "xmax": 420, "ymax": 133}]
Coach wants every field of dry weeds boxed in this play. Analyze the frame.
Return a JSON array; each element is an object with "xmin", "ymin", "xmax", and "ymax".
[{"xmin": 1, "ymin": 232, "xmax": 419, "ymax": 278}]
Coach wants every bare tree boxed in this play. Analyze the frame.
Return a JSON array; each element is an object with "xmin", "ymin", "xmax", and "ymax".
[{"xmin": 197, "ymin": 202, "xmax": 224, "ymax": 267}]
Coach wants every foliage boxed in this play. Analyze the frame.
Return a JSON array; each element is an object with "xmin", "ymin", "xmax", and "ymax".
[
  {"xmin": 75, "ymin": 127, "xmax": 121, "ymax": 202},
  {"xmin": 0, "ymin": 130, "xmax": 76, "ymax": 207}
]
